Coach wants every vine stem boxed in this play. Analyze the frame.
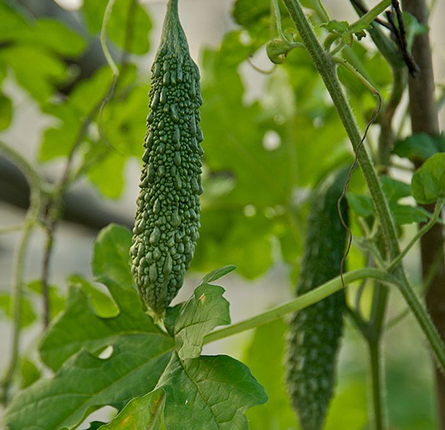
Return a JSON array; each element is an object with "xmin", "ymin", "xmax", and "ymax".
[
  {"xmin": 272, "ymin": 0, "xmax": 286, "ymax": 40},
  {"xmin": 281, "ymin": 0, "xmax": 445, "ymax": 373},
  {"xmin": 365, "ymin": 59, "xmax": 405, "ymax": 430},
  {"xmin": 100, "ymin": 0, "xmax": 119, "ymax": 77},
  {"xmin": 0, "ymin": 141, "xmax": 43, "ymax": 405},
  {"xmin": 368, "ymin": 341, "xmax": 388, "ymax": 430},
  {"xmin": 0, "ymin": 224, "xmax": 24, "ymax": 234},
  {"xmin": 204, "ymin": 268, "xmax": 396, "ymax": 344},
  {"xmin": 387, "ymin": 201, "xmax": 443, "ymax": 271}
]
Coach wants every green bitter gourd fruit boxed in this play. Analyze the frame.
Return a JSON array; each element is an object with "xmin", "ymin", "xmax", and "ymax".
[
  {"xmin": 130, "ymin": 0, "xmax": 203, "ymax": 316},
  {"xmin": 285, "ymin": 167, "xmax": 349, "ymax": 430}
]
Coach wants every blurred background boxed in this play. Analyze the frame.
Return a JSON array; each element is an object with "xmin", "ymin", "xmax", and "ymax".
[{"xmin": 0, "ymin": 0, "xmax": 444, "ymax": 428}]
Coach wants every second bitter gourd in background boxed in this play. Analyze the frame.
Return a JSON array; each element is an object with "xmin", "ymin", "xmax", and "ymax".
[
  {"xmin": 286, "ymin": 167, "xmax": 349, "ymax": 430},
  {"xmin": 130, "ymin": 0, "xmax": 203, "ymax": 316}
]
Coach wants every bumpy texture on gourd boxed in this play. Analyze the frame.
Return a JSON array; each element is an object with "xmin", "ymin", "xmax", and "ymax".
[
  {"xmin": 285, "ymin": 168, "xmax": 349, "ymax": 430},
  {"xmin": 130, "ymin": 0, "xmax": 203, "ymax": 315}
]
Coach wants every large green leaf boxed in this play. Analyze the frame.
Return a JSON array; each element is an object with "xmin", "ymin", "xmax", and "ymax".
[
  {"xmin": 91, "ymin": 224, "xmax": 134, "ymax": 289},
  {"xmin": 174, "ymin": 283, "xmax": 230, "ymax": 360},
  {"xmin": 98, "ymin": 353, "xmax": 268, "ymax": 430},
  {"xmin": 157, "ymin": 353, "xmax": 268, "ymax": 430},
  {"xmin": 4, "ymin": 333, "xmax": 173, "ymax": 430},
  {"xmin": 39, "ymin": 278, "xmax": 151, "ymax": 371},
  {"xmin": 67, "ymin": 275, "xmax": 119, "ymax": 318}
]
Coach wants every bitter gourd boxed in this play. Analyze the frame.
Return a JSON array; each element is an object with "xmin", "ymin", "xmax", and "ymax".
[
  {"xmin": 285, "ymin": 167, "xmax": 349, "ymax": 430},
  {"xmin": 130, "ymin": 0, "xmax": 203, "ymax": 315}
]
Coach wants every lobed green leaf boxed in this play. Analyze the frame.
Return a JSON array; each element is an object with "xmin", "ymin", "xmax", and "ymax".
[
  {"xmin": 4, "ymin": 334, "xmax": 173, "ymax": 430},
  {"xmin": 174, "ymin": 283, "xmax": 231, "ymax": 360},
  {"xmin": 157, "ymin": 353, "xmax": 268, "ymax": 430}
]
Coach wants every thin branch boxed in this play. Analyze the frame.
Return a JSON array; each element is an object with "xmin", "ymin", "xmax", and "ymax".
[
  {"xmin": 246, "ymin": 57, "xmax": 277, "ymax": 74},
  {"xmin": 204, "ymin": 268, "xmax": 397, "ymax": 344},
  {"xmin": 100, "ymin": 0, "xmax": 119, "ymax": 77},
  {"xmin": 378, "ymin": 68, "xmax": 406, "ymax": 168},
  {"xmin": 386, "ymin": 249, "xmax": 442, "ymax": 331},
  {"xmin": 387, "ymin": 202, "xmax": 443, "ymax": 272},
  {"xmin": 385, "ymin": 5, "xmax": 420, "ymax": 77},
  {"xmin": 0, "ymin": 224, "xmax": 24, "ymax": 234},
  {"xmin": 272, "ymin": 0, "xmax": 287, "ymax": 40}
]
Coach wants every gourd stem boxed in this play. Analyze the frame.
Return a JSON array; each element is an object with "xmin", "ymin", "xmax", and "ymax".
[{"xmin": 204, "ymin": 268, "xmax": 396, "ymax": 344}]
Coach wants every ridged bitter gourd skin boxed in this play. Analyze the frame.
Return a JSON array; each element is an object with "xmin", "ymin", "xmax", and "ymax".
[
  {"xmin": 130, "ymin": 0, "xmax": 203, "ymax": 316},
  {"xmin": 285, "ymin": 168, "xmax": 349, "ymax": 430}
]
